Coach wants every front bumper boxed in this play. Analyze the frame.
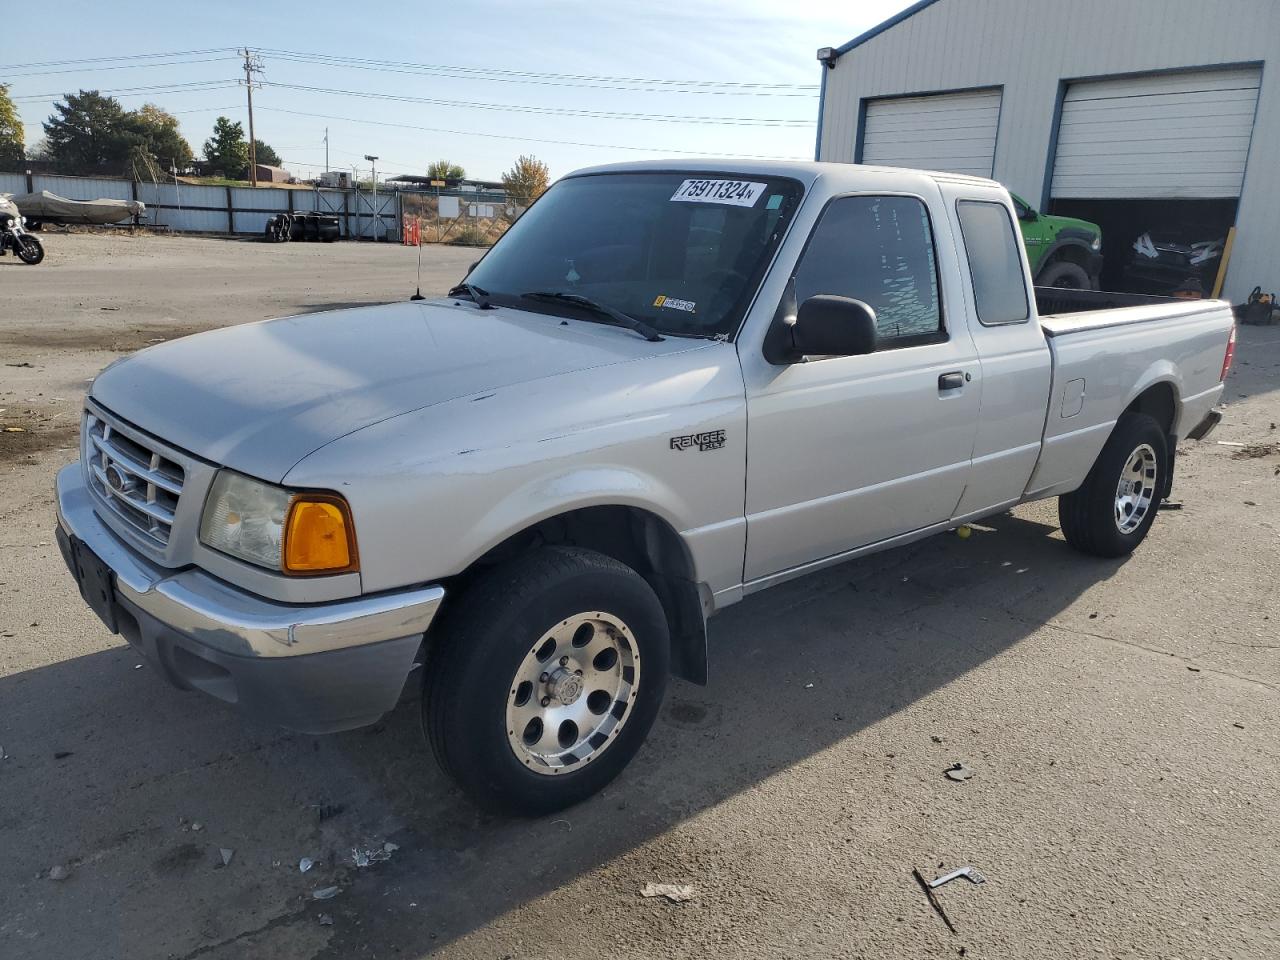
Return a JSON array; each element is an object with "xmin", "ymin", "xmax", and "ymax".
[{"xmin": 55, "ymin": 463, "xmax": 445, "ymax": 733}]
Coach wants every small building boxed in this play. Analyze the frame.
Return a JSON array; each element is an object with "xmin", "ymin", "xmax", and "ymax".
[
  {"xmin": 253, "ymin": 164, "xmax": 293, "ymax": 183},
  {"xmin": 813, "ymin": 0, "xmax": 1278, "ymax": 301}
]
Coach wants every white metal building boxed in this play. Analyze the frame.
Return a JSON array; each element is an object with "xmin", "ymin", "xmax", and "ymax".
[{"xmin": 814, "ymin": 0, "xmax": 1279, "ymax": 302}]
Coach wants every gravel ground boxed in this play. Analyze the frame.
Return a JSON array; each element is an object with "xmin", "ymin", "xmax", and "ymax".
[{"xmin": 1, "ymin": 233, "xmax": 1277, "ymax": 960}]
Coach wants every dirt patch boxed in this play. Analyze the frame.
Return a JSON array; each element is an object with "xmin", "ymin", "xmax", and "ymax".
[
  {"xmin": 0, "ymin": 410, "xmax": 80, "ymax": 462},
  {"xmin": 1, "ymin": 323, "xmax": 205, "ymax": 353},
  {"xmin": 1233, "ymin": 442, "xmax": 1280, "ymax": 459}
]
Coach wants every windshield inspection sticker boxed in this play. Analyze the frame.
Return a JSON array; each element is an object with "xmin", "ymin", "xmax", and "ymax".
[
  {"xmin": 670, "ymin": 179, "xmax": 766, "ymax": 207},
  {"xmin": 654, "ymin": 295, "xmax": 696, "ymax": 313}
]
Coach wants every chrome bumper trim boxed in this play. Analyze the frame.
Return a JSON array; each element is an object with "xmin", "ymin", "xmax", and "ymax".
[{"xmin": 56, "ymin": 463, "xmax": 444, "ymax": 658}]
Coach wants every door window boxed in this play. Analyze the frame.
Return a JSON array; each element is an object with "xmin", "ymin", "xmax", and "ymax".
[{"xmin": 792, "ymin": 195, "xmax": 943, "ymax": 347}]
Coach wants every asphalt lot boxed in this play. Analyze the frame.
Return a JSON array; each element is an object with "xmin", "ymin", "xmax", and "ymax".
[{"xmin": 1, "ymin": 232, "xmax": 1278, "ymax": 960}]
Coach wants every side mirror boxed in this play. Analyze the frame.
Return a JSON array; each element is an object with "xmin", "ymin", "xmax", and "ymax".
[
  {"xmin": 791, "ymin": 295, "xmax": 878, "ymax": 358},
  {"xmin": 1018, "ymin": 206, "xmax": 1038, "ymax": 222}
]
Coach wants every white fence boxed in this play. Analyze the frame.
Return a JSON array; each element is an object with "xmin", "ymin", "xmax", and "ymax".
[{"xmin": 1, "ymin": 172, "xmax": 402, "ymax": 240}]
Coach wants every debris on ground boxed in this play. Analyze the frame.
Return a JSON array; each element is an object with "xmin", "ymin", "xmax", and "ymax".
[
  {"xmin": 1233, "ymin": 722, "xmax": 1245, "ymax": 729},
  {"xmin": 1188, "ymin": 666, "xmax": 1202, "ymax": 672},
  {"xmin": 352, "ymin": 841, "xmax": 399, "ymax": 868},
  {"xmin": 955, "ymin": 524, "xmax": 972, "ymax": 539},
  {"xmin": 912, "ymin": 868, "xmax": 956, "ymax": 933},
  {"xmin": 1216, "ymin": 440, "xmax": 1245, "ymax": 447},
  {"xmin": 931, "ymin": 735, "xmax": 943, "ymax": 744},
  {"xmin": 54, "ymin": 751, "xmax": 73, "ymax": 760},
  {"xmin": 48, "ymin": 865, "xmax": 69, "ymax": 881},
  {"xmin": 190, "ymin": 821, "xmax": 203, "ymax": 832},
  {"xmin": 299, "ymin": 857, "xmax": 315, "ymax": 873},
  {"xmin": 944, "ymin": 762, "xmax": 974, "ymax": 782},
  {"xmin": 314, "ymin": 802, "xmax": 346, "ymax": 822},
  {"xmin": 3, "ymin": 427, "xmax": 26, "ymax": 433},
  {"xmin": 5, "ymin": 362, "xmax": 34, "ymax": 368},
  {"xmin": 926, "ymin": 866, "xmax": 987, "ymax": 888},
  {"xmin": 318, "ymin": 913, "xmax": 334, "ymax": 926},
  {"xmin": 312, "ymin": 886, "xmax": 341, "ymax": 900},
  {"xmin": 1158, "ymin": 500, "xmax": 1183, "ymax": 510},
  {"xmin": 641, "ymin": 882, "xmax": 698, "ymax": 903},
  {"xmin": 219, "ymin": 848, "xmax": 234, "ymax": 867}
]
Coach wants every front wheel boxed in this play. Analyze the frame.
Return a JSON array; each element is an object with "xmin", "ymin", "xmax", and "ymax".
[
  {"xmin": 17, "ymin": 235, "xmax": 44, "ymax": 265},
  {"xmin": 424, "ymin": 546, "xmax": 670, "ymax": 816},
  {"xmin": 1059, "ymin": 412, "xmax": 1167, "ymax": 557}
]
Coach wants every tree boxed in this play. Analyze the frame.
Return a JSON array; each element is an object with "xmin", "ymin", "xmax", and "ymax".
[
  {"xmin": 203, "ymin": 116, "xmax": 248, "ymax": 177},
  {"xmin": 43, "ymin": 90, "xmax": 132, "ymax": 173},
  {"xmin": 426, "ymin": 159, "xmax": 465, "ymax": 181},
  {"xmin": 252, "ymin": 139, "xmax": 281, "ymax": 168},
  {"xmin": 127, "ymin": 103, "xmax": 193, "ymax": 170},
  {"xmin": 0, "ymin": 84, "xmax": 23, "ymax": 170},
  {"xmin": 502, "ymin": 154, "xmax": 550, "ymax": 203}
]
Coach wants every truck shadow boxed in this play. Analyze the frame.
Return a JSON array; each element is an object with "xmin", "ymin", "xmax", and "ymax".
[{"xmin": 0, "ymin": 509, "xmax": 1121, "ymax": 959}]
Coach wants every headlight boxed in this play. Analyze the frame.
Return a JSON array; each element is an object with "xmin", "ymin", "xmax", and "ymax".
[
  {"xmin": 1091, "ymin": 236, "xmax": 1102, "ymax": 252},
  {"xmin": 199, "ymin": 470, "xmax": 357, "ymax": 575}
]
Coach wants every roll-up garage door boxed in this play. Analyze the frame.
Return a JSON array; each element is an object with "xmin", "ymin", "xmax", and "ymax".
[
  {"xmin": 860, "ymin": 89, "xmax": 1001, "ymax": 178},
  {"xmin": 1051, "ymin": 67, "xmax": 1261, "ymax": 199}
]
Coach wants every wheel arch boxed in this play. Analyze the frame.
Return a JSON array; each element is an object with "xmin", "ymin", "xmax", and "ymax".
[
  {"xmin": 443, "ymin": 504, "xmax": 710, "ymax": 686},
  {"xmin": 1035, "ymin": 238, "xmax": 1097, "ymax": 280}
]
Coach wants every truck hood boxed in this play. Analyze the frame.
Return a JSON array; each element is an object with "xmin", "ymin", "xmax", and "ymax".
[{"xmin": 91, "ymin": 299, "xmax": 705, "ymax": 481}]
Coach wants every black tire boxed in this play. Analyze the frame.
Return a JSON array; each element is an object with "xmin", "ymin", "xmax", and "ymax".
[
  {"xmin": 1059, "ymin": 412, "xmax": 1167, "ymax": 558},
  {"xmin": 17, "ymin": 235, "xmax": 44, "ymax": 265},
  {"xmin": 1039, "ymin": 260, "xmax": 1090, "ymax": 290},
  {"xmin": 424, "ymin": 546, "xmax": 670, "ymax": 816}
]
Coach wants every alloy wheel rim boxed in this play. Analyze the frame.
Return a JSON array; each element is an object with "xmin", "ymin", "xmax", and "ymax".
[
  {"xmin": 1115, "ymin": 443, "xmax": 1158, "ymax": 534},
  {"xmin": 505, "ymin": 611, "xmax": 640, "ymax": 775}
]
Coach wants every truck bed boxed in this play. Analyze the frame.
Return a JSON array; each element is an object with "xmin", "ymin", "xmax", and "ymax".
[{"xmin": 1024, "ymin": 293, "xmax": 1234, "ymax": 500}]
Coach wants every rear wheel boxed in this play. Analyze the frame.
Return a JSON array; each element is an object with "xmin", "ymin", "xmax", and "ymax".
[
  {"xmin": 1039, "ymin": 260, "xmax": 1090, "ymax": 289},
  {"xmin": 424, "ymin": 546, "xmax": 670, "ymax": 816},
  {"xmin": 1059, "ymin": 412, "xmax": 1167, "ymax": 557}
]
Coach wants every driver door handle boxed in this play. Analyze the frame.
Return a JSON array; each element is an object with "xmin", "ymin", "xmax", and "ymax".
[{"xmin": 938, "ymin": 372, "xmax": 966, "ymax": 391}]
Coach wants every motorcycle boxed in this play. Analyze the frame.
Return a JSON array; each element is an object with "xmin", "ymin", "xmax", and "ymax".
[{"xmin": 0, "ymin": 197, "xmax": 45, "ymax": 265}]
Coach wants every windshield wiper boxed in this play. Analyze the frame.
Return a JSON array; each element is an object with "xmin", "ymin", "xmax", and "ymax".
[
  {"xmin": 521, "ymin": 291, "xmax": 663, "ymax": 342},
  {"xmin": 447, "ymin": 281, "xmax": 494, "ymax": 309}
]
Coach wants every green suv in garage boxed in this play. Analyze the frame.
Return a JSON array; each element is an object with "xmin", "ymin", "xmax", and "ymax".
[{"xmin": 1011, "ymin": 193, "xmax": 1103, "ymax": 289}]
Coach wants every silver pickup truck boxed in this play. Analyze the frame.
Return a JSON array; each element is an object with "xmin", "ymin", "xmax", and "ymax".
[{"xmin": 56, "ymin": 161, "xmax": 1235, "ymax": 814}]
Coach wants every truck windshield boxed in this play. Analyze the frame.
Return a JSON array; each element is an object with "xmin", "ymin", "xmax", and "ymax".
[{"xmin": 466, "ymin": 172, "xmax": 804, "ymax": 339}]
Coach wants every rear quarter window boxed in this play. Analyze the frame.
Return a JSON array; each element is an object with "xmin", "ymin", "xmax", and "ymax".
[{"xmin": 955, "ymin": 200, "xmax": 1030, "ymax": 326}]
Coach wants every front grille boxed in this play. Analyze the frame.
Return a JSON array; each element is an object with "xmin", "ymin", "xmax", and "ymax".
[{"xmin": 85, "ymin": 410, "xmax": 185, "ymax": 546}]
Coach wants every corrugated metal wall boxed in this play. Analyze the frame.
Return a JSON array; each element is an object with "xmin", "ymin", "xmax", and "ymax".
[
  {"xmin": 1, "ymin": 173, "xmax": 403, "ymax": 240},
  {"xmin": 816, "ymin": 0, "xmax": 1280, "ymax": 302}
]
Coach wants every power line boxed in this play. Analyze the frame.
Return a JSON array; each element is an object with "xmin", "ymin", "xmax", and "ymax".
[
  {"xmin": 256, "ymin": 105, "xmax": 807, "ymax": 160},
  {"xmin": 3, "ymin": 56, "xmax": 242, "ymax": 79},
  {"xmin": 10, "ymin": 80, "xmax": 242, "ymax": 102},
  {"xmin": 3, "ymin": 47, "xmax": 239, "ymax": 70},
  {"xmin": 261, "ymin": 48, "xmax": 819, "ymax": 97},
  {"xmin": 262, "ymin": 80, "xmax": 814, "ymax": 126}
]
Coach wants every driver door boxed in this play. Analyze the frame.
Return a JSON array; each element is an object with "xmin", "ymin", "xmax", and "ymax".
[{"xmin": 742, "ymin": 193, "xmax": 980, "ymax": 583}]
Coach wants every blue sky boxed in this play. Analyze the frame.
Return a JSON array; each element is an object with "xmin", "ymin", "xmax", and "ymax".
[{"xmin": 6, "ymin": 0, "xmax": 910, "ymax": 182}]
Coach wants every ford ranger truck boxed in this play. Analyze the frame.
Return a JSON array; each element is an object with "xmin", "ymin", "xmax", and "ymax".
[{"xmin": 56, "ymin": 161, "xmax": 1234, "ymax": 815}]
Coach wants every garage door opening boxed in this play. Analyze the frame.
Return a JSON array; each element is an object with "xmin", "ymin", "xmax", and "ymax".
[
  {"xmin": 1050, "ymin": 197, "xmax": 1238, "ymax": 295},
  {"xmin": 1047, "ymin": 65, "xmax": 1259, "ymax": 298}
]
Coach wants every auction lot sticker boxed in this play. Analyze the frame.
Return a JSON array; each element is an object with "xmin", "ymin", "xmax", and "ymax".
[{"xmin": 670, "ymin": 179, "xmax": 766, "ymax": 207}]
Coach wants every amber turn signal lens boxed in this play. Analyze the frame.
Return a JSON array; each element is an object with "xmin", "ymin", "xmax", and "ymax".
[{"xmin": 283, "ymin": 496, "xmax": 357, "ymax": 574}]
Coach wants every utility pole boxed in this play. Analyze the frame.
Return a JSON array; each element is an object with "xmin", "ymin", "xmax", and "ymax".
[
  {"xmin": 365, "ymin": 154, "xmax": 378, "ymax": 241},
  {"xmin": 324, "ymin": 128, "xmax": 329, "ymax": 174},
  {"xmin": 241, "ymin": 48, "xmax": 264, "ymax": 187}
]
